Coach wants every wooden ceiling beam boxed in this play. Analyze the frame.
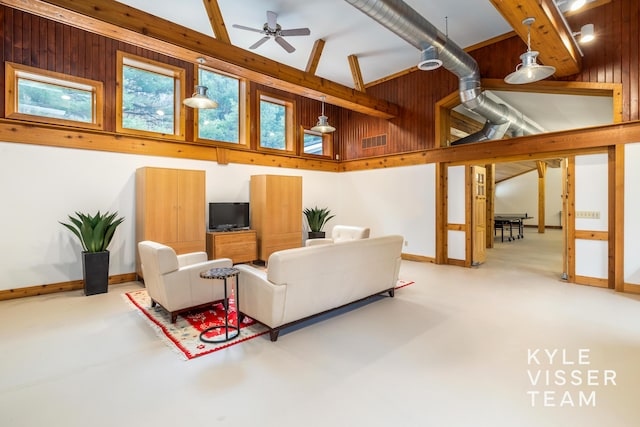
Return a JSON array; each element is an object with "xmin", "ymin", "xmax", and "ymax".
[
  {"xmin": 348, "ymin": 55, "xmax": 366, "ymax": 93},
  {"xmin": 10, "ymin": 0, "xmax": 398, "ymax": 119},
  {"xmin": 489, "ymin": 0, "xmax": 582, "ymax": 77},
  {"xmin": 305, "ymin": 39, "xmax": 325, "ymax": 75},
  {"xmin": 203, "ymin": 0, "xmax": 230, "ymax": 44}
]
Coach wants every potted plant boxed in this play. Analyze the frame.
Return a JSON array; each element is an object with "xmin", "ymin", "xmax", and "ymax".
[
  {"xmin": 303, "ymin": 206, "xmax": 334, "ymax": 239},
  {"xmin": 60, "ymin": 211, "xmax": 125, "ymax": 296}
]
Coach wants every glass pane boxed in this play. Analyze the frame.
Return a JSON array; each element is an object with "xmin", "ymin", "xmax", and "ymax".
[
  {"xmin": 197, "ymin": 69, "xmax": 239, "ymax": 143},
  {"xmin": 122, "ymin": 66, "xmax": 174, "ymax": 134},
  {"xmin": 260, "ymin": 100, "xmax": 286, "ymax": 150},
  {"xmin": 17, "ymin": 78, "xmax": 93, "ymax": 123},
  {"xmin": 303, "ymin": 131, "xmax": 323, "ymax": 155}
]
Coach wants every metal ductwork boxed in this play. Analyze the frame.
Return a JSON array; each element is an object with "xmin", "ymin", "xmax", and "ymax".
[{"xmin": 344, "ymin": 0, "xmax": 545, "ymax": 144}]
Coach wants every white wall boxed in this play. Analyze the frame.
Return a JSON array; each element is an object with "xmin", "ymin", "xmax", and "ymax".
[
  {"xmin": 0, "ymin": 142, "xmax": 437, "ymax": 291},
  {"xmin": 574, "ymin": 153, "xmax": 609, "ymax": 279},
  {"xmin": 495, "ymin": 167, "xmax": 563, "ymax": 227},
  {"xmin": 625, "ymin": 143, "xmax": 640, "ymax": 284},
  {"xmin": 447, "ymin": 165, "xmax": 466, "ymax": 260}
]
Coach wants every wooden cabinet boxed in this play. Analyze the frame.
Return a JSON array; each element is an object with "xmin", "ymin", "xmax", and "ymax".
[
  {"xmin": 206, "ymin": 230, "xmax": 257, "ymax": 264},
  {"xmin": 250, "ymin": 175, "xmax": 302, "ymax": 262},
  {"xmin": 136, "ymin": 167, "xmax": 205, "ymax": 276}
]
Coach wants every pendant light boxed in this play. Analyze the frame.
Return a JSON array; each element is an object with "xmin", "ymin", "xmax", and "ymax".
[
  {"xmin": 183, "ymin": 85, "xmax": 219, "ymax": 109},
  {"xmin": 504, "ymin": 17, "xmax": 556, "ymax": 85},
  {"xmin": 310, "ymin": 96, "xmax": 336, "ymax": 133}
]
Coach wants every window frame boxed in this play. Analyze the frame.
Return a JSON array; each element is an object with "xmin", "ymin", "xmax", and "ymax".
[
  {"xmin": 193, "ymin": 66, "xmax": 249, "ymax": 148},
  {"xmin": 116, "ymin": 51, "xmax": 186, "ymax": 140},
  {"xmin": 300, "ymin": 126, "xmax": 335, "ymax": 159},
  {"xmin": 256, "ymin": 90, "xmax": 295, "ymax": 154},
  {"xmin": 5, "ymin": 62, "xmax": 104, "ymax": 130}
]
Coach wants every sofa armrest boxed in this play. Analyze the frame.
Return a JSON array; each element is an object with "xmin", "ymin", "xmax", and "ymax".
[
  {"xmin": 177, "ymin": 251, "xmax": 208, "ymax": 267},
  {"xmin": 305, "ymin": 238, "xmax": 334, "ymax": 247},
  {"xmin": 236, "ymin": 264, "xmax": 286, "ymax": 328}
]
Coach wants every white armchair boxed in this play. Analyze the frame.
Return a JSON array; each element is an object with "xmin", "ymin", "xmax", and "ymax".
[
  {"xmin": 305, "ymin": 225, "xmax": 370, "ymax": 247},
  {"xmin": 137, "ymin": 241, "xmax": 233, "ymax": 323}
]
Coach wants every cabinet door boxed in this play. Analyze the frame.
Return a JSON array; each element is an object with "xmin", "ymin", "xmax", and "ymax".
[
  {"xmin": 144, "ymin": 168, "xmax": 179, "ymax": 243},
  {"xmin": 177, "ymin": 169, "xmax": 205, "ymax": 242}
]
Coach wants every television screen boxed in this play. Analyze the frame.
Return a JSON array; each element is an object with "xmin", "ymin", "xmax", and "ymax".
[{"xmin": 209, "ymin": 202, "xmax": 250, "ymax": 231}]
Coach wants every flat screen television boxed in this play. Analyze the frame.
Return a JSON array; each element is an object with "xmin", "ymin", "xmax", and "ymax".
[{"xmin": 209, "ymin": 202, "xmax": 250, "ymax": 231}]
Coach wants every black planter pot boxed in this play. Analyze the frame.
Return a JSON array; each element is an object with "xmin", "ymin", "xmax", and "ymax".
[
  {"xmin": 82, "ymin": 250, "xmax": 110, "ymax": 296},
  {"xmin": 308, "ymin": 231, "xmax": 326, "ymax": 239}
]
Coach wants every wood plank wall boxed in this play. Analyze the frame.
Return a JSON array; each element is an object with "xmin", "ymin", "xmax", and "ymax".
[
  {"xmin": 0, "ymin": 6, "xmax": 332, "ymax": 151},
  {"xmin": 342, "ymin": 0, "xmax": 639, "ymax": 160},
  {"xmin": 1, "ymin": 0, "xmax": 638, "ymax": 162}
]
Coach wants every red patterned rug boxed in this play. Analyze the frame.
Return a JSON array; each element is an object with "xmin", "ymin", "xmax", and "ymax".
[
  {"xmin": 123, "ymin": 289, "xmax": 269, "ymax": 360},
  {"xmin": 124, "ymin": 279, "xmax": 414, "ymax": 360}
]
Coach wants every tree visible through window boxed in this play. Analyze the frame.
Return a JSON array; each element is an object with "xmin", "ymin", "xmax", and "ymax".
[
  {"xmin": 122, "ymin": 66, "xmax": 175, "ymax": 134},
  {"xmin": 197, "ymin": 69, "xmax": 240, "ymax": 143},
  {"xmin": 117, "ymin": 52, "xmax": 185, "ymax": 138},
  {"xmin": 5, "ymin": 62, "xmax": 103, "ymax": 129},
  {"xmin": 260, "ymin": 99, "xmax": 286, "ymax": 149}
]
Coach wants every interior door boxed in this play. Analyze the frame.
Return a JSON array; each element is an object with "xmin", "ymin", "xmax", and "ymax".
[{"xmin": 472, "ymin": 165, "xmax": 487, "ymax": 265}]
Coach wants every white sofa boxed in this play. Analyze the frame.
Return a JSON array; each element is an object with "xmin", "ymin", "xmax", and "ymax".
[
  {"xmin": 236, "ymin": 234, "xmax": 403, "ymax": 341},
  {"xmin": 138, "ymin": 241, "xmax": 233, "ymax": 322},
  {"xmin": 305, "ymin": 224, "xmax": 370, "ymax": 246}
]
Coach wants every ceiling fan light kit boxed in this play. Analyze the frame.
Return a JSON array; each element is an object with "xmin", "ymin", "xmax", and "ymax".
[
  {"xmin": 183, "ymin": 85, "xmax": 219, "ymax": 109},
  {"xmin": 310, "ymin": 96, "xmax": 336, "ymax": 133},
  {"xmin": 505, "ymin": 17, "xmax": 556, "ymax": 85}
]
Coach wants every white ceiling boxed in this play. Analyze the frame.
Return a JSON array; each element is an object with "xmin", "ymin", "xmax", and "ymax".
[{"xmin": 115, "ymin": 0, "xmax": 612, "ymax": 132}]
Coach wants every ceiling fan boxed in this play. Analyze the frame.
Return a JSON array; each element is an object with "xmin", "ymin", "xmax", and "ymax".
[{"xmin": 232, "ymin": 10, "xmax": 310, "ymax": 53}]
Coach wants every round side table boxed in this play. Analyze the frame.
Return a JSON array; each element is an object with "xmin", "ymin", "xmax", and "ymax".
[{"xmin": 199, "ymin": 267, "xmax": 240, "ymax": 343}]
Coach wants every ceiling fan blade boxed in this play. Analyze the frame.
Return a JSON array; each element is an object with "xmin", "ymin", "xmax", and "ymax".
[
  {"xmin": 249, "ymin": 36, "xmax": 270, "ymax": 50},
  {"xmin": 266, "ymin": 10, "xmax": 278, "ymax": 30},
  {"xmin": 232, "ymin": 24, "xmax": 265, "ymax": 34},
  {"xmin": 275, "ymin": 36, "xmax": 295, "ymax": 53},
  {"xmin": 280, "ymin": 28, "xmax": 310, "ymax": 37}
]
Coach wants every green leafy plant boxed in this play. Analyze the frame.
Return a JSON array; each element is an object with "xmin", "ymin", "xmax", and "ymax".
[
  {"xmin": 303, "ymin": 206, "xmax": 335, "ymax": 232},
  {"xmin": 60, "ymin": 211, "xmax": 125, "ymax": 253}
]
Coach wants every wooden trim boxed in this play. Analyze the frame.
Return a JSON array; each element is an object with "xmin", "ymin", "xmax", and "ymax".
[
  {"xmin": 0, "ymin": 273, "xmax": 137, "ymax": 301},
  {"xmin": 305, "ymin": 39, "xmax": 325, "ymax": 75},
  {"xmin": 193, "ymin": 66, "xmax": 249, "ymax": 148},
  {"xmin": 447, "ymin": 259, "xmax": 466, "ymax": 267},
  {"xmin": 486, "ymin": 163, "xmax": 495, "ymax": 248},
  {"xmin": 5, "ymin": 61, "xmax": 104, "ymax": 130},
  {"xmin": 465, "ymin": 165, "xmax": 472, "ymax": 267},
  {"xmin": 611, "ymin": 145, "xmax": 625, "ymax": 291},
  {"xmin": 203, "ymin": 0, "xmax": 230, "ymax": 44},
  {"xmin": 537, "ymin": 161, "xmax": 546, "ymax": 234},
  {"xmin": 447, "ymin": 223, "xmax": 465, "ymax": 231},
  {"xmin": 8, "ymin": 0, "xmax": 398, "ymax": 119},
  {"xmin": 401, "ymin": 253, "xmax": 436, "ymax": 263},
  {"xmin": 574, "ymin": 275, "xmax": 609, "ymax": 288},
  {"xmin": 623, "ymin": 283, "xmax": 640, "ymax": 294},
  {"xmin": 567, "ymin": 156, "xmax": 576, "ymax": 283},
  {"xmin": 574, "ymin": 230, "xmax": 609, "ymax": 240},
  {"xmin": 435, "ymin": 163, "xmax": 446, "ymax": 264},
  {"xmin": 0, "ymin": 120, "xmax": 341, "ymax": 172},
  {"xmin": 256, "ymin": 90, "xmax": 296, "ymax": 154},
  {"xmin": 115, "ymin": 51, "xmax": 186, "ymax": 141},
  {"xmin": 348, "ymin": 54, "xmax": 365, "ymax": 92}
]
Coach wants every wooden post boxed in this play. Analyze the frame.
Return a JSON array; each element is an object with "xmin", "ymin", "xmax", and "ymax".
[{"xmin": 537, "ymin": 161, "xmax": 547, "ymax": 233}]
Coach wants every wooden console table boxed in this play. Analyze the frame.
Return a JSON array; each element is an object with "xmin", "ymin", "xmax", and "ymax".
[{"xmin": 206, "ymin": 230, "xmax": 257, "ymax": 264}]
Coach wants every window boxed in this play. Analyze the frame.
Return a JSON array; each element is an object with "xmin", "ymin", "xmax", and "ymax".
[
  {"xmin": 302, "ymin": 128, "xmax": 334, "ymax": 158},
  {"xmin": 196, "ymin": 68, "xmax": 246, "ymax": 145},
  {"xmin": 116, "ymin": 52, "xmax": 185, "ymax": 139},
  {"xmin": 5, "ymin": 62, "xmax": 103, "ymax": 129},
  {"xmin": 258, "ymin": 92, "xmax": 294, "ymax": 152}
]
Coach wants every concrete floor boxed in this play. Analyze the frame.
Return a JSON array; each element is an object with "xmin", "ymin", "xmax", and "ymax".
[{"xmin": 1, "ymin": 229, "xmax": 640, "ymax": 427}]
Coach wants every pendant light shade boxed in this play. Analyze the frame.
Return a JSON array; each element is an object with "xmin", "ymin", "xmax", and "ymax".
[
  {"xmin": 504, "ymin": 17, "xmax": 556, "ymax": 85},
  {"xmin": 310, "ymin": 96, "xmax": 335, "ymax": 133},
  {"xmin": 183, "ymin": 85, "xmax": 218, "ymax": 109}
]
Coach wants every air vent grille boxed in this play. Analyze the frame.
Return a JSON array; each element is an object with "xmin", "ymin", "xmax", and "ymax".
[{"xmin": 361, "ymin": 134, "xmax": 387, "ymax": 149}]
